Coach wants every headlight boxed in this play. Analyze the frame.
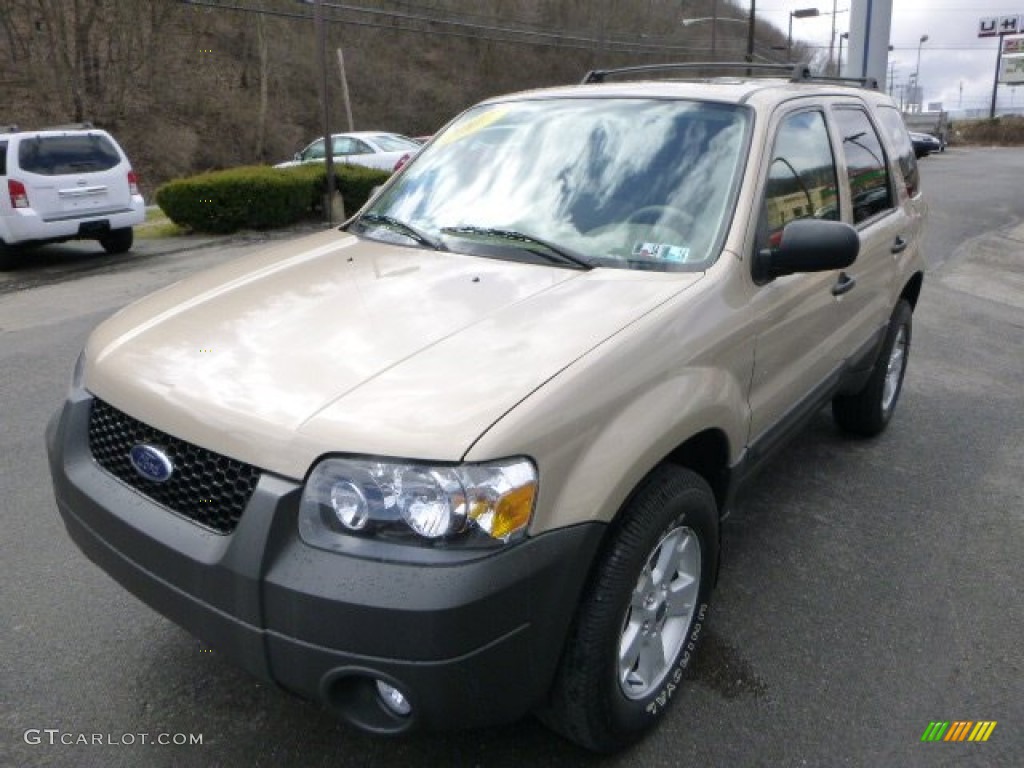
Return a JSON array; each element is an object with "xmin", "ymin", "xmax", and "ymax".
[{"xmin": 299, "ymin": 457, "xmax": 537, "ymax": 549}]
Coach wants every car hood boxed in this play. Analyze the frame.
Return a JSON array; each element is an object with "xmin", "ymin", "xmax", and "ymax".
[{"xmin": 85, "ymin": 229, "xmax": 703, "ymax": 479}]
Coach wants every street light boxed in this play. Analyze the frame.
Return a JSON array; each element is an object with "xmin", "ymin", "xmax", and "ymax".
[
  {"xmin": 914, "ymin": 34, "xmax": 929, "ymax": 113},
  {"xmin": 788, "ymin": 8, "xmax": 819, "ymax": 62},
  {"xmin": 680, "ymin": 16, "xmax": 748, "ymax": 25}
]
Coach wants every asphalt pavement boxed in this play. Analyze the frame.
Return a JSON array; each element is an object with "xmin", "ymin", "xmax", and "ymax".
[{"xmin": 1, "ymin": 148, "xmax": 1022, "ymax": 767}]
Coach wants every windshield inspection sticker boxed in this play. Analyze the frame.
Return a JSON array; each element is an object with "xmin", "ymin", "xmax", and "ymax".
[
  {"xmin": 633, "ymin": 242, "xmax": 691, "ymax": 262},
  {"xmin": 436, "ymin": 106, "xmax": 509, "ymax": 147}
]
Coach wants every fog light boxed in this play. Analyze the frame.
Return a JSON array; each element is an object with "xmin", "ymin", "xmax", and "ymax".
[{"xmin": 375, "ymin": 680, "xmax": 412, "ymax": 717}]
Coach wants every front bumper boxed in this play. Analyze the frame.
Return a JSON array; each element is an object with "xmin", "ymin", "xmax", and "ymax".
[{"xmin": 46, "ymin": 391, "xmax": 605, "ymax": 732}]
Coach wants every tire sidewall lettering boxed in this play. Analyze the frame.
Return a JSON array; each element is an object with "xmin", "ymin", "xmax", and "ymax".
[{"xmin": 642, "ymin": 601, "xmax": 709, "ymax": 717}]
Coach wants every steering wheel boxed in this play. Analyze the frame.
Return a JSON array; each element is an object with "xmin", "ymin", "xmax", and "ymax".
[{"xmin": 625, "ymin": 205, "xmax": 694, "ymax": 238}]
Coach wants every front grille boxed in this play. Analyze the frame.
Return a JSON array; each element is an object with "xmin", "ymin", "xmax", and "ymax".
[{"xmin": 88, "ymin": 399, "xmax": 261, "ymax": 534}]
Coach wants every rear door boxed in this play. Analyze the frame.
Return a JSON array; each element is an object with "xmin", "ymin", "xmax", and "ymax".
[
  {"xmin": 15, "ymin": 133, "xmax": 129, "ymax": 219},
  {"xmin": 335, "ymin": 136, "xmax": 391, "ymax": 170},
  {"xmin": 826, "ymin": 105, "xmax": 904, "ymax": 358}
]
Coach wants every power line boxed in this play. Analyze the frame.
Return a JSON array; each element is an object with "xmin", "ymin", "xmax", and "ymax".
[
  {"xmin": 347, "ymin": 0, "xmax": 606, "ymax": 37},
  {"xmin": 178, "ymin": 0, "xmax": 768, "ymax": 57}
]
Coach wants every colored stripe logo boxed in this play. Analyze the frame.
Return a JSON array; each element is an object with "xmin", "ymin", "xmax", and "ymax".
[{"xmin": 921, "ymin": 721, "xmax": 997, "ymax": 742}]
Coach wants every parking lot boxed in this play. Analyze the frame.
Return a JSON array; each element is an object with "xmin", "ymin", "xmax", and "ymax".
[{"xmin": 2, "ymin": 148, "xmax": 1021, "ymax": 767}]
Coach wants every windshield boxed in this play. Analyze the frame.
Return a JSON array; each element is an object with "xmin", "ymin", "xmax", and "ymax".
[
  {"xmin": 18, "ymin": 134, "xmax": 121, "ymax": 175},
  {"xmin": 356, "ymin": 98, "xmax": 750, "ymax": 271}
]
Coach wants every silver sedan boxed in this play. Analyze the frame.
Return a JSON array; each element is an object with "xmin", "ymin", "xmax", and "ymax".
[{"xmin": 275, "ymin": 131, "xmax": 420, "ymax": 173}]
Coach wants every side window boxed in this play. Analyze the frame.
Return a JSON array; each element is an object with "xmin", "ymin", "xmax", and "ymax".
[
  {"xmin": 763, "ymin": 110, "xmax": 839, "ymax": 246},
  {"xmin": 304, "ymin": 140, "xmax": 325, "ymax": 161},
  {"xmin": 833, "ymin": 107, "xmax": 893, "ymax": 225},
  {"xmin": 875, "ymin": 105, "xmax": 920, "ymax": 198},
  {"xmin": 333, "ymin": 137, "xmax": 361, "ymax": 155},
  {"xmin": 0, "ymin": 141, "xmax": 7, "ymax": 176},
  {"xmin": 350, "ymin": 139, "xmax": 373, "ymax": 155}
]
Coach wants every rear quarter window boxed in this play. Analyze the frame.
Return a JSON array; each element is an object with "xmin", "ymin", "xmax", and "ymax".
[
  {"xmin": 371, "ymin": 135, "xmax": 420, "ymax": 152},
  {"xmin": 0, "ymin": 141, "xmax": 7, "ymax": 176},
  {"xmin": 17, "ymin": 134, "xmax": 122, "ymax": 176}
]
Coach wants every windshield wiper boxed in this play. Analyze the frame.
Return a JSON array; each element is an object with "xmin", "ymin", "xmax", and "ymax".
[
  {"xmin": 440, "ymin": 226, "xmax": 592, "ymax": 270},
  {"xmin": 357, "ymin": 213, "xmax": 445, "ymax": 251}
]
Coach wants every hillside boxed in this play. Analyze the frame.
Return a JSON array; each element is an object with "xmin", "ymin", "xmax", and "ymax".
[{"xmin": 1, "ymin": 0, "xmax": 796, "ymax": 194}]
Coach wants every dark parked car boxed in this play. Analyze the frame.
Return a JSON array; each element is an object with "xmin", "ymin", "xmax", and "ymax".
[{"xmin": 909, "ymin": 131, "xmax": 943, "ymax": 158}]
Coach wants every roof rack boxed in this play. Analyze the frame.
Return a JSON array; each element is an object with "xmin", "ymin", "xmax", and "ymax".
[
  {"xmin": 583, "ymin": 62, "xmax": 797, "ymax": 84},
  {"xmin": 581, "ymin": 62, "xmax": 878, "ymax": 89},
  {"xmin": 801, "ymin": 73, "xmax": 879, "ymax": 89},
  {"xmin": 41, "ymin": 121, "xmax": 95, "ymax": 130}
]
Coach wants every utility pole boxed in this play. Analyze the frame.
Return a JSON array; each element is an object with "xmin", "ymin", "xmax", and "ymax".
[
  {"xmin": 314, "ymin": 0, "xmax": 337, "ymax": 225},
  {"xmin": 711, "ymin": 0, "xmax": 718, "ymax": 61},
  {"xmin": 336, "ymin": 47, "xmax": 354, "ymax": 133},
  {"xmin": 828, "ymin": 0, "xmax": 837, "ymax": 74},
  {"xmin": 746, "ymin": 0, "xmax": 756, "ymax": 74}
]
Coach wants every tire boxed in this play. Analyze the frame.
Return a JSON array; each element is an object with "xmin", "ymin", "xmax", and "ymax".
[
  {"xmin": 832, "ymin": 299, "xmax": 913, "ymax": 437},
  {"xmin": 540, "ymin": 465, "xmax": 718, "ymax": 752},
  {"xmin": 0, "ymin": 241, "xmax": 20, "ymax": 270},
  {"xmin": 99, "ymin": 227, "xmax": 133, "ymax": 254}
]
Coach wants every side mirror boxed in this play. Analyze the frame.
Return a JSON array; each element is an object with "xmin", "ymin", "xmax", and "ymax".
[
  {"xmin": 293, "ymin": 152, "xmax": 302, "ymax": 162},
  {"xmin": 753, "ymin": 219, "xmax": 859, "ymax": 282}
]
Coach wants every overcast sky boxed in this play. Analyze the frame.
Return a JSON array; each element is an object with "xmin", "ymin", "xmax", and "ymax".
[{"xmin": 755, "ymin": 0, "xmax": 1024, "ymax": 114}]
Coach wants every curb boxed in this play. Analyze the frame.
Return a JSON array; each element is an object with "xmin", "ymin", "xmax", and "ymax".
[{"xmin": 135, "ymin": 220, "xmax": 335, "ymax": 259}]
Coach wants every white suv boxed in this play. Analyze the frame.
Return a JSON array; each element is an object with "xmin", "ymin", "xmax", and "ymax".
[{"xmin": 0, "ymin": 125, "xmax": 145, "ymax": 260}]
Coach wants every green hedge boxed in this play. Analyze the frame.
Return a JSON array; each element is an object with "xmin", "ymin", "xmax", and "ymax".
[
  {"xmin": 155, "ymin": 166, "xmax": 312, "ymax": 234},
  {"xmin": 155, "ymin": 163, "xmax": 391, "ymax": 234},
  {"xmin": 297, "ymin": 163, "xmax": 392, "ymax": 215}
]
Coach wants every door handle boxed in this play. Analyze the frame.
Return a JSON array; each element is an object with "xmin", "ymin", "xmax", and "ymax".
[
  {"xmin": 891, "ymin": 236, "xmax": 908, "ymax": 254},
  {"xmin": 832, "ymin": 272, "xmax": 857, "ymax": 296}
]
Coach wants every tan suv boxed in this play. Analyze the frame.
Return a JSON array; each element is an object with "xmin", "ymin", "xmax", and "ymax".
[{"xmin": 46, "ymin": 64, "xmax": 925, "ymax": 752}]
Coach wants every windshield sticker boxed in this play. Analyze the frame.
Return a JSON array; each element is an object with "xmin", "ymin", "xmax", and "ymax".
[
  {"xmin": 633, "ymin": 242, "xmax": 691, "ymax": 262},
  {"xmin": 436, "ymin": 106, "xmax": 509, "ymax": 147}
]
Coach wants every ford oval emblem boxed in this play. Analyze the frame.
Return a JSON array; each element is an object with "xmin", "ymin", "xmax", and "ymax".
[{"xmin": 129, "ymin": 444, "xmax": 174, "ymax": 483}]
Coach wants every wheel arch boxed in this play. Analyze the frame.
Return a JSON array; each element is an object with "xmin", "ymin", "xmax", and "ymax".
[
  {"xmin": 900, "ymin": 271, "xmax": 924, "ymax": 310},
  {"xmin": 585, "ymin": 428, "xmax": 733, "ymax": 562},
  {"xmin": 661, "ymin": 428, "xmax": 732, "ymax": 516}
]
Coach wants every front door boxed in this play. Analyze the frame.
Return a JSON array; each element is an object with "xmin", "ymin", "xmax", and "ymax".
[{"xmin": 746, "ymin": 106, "xmax": 851, "ymax": 445}]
